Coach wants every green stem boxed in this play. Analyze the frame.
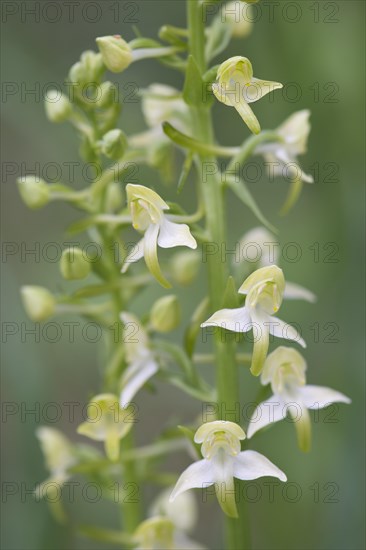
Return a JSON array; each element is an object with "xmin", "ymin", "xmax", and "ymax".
[{"xmin": 187, "ymin": 1, "xmax": 250, "ymax": 548}]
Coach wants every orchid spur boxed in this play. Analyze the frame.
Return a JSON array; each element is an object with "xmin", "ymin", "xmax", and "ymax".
[
  {"xmin": 170, "ymin": 421, "xmax": 286, "ymax": 518},
  {"xmin": 201, "ymin": 265, "xmax": 306, "ymax": 376},
  {"xmin": 247, "ymin": 347, "xmax": 351, "ymax": 451},
  {"xmin": 122, "ymin": 184, "xmax": 197, "ymax": 288}
]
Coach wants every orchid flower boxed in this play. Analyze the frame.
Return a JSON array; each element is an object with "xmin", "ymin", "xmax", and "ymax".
[
  {"xmin": 255, "ymin": 110, "xmax": 313, "ymax": 184},
  {"xmin": 119, "ymin": 312, "xmax": 159, "ymax": 408},
  {"xmin": 141, "ymin": 490, "xmax": 205, "ymax": 549},
  {"xmin": 122, "ymin": 184, "xmax": 197, "ymax": 287},
  {"xmin": 212, "ymin": 56, "xmax": 282, "ymax": 134},
  {"xmin": 35, "ymin": 427, "xmax": 76, "ymax": 499},
  {"xmin": 129, "ymin": 84, "xmax": 190, "ymax": 172},
  {"xmin": 133, "ymin": 516, "xmax": 205, "ymax": 550},
  {"xmin": 77, "ymin": 393, "xmax": 134, "ymax": 461},
  {"xmin": 236, "ymin": 227, "xmax": 316, "ymax": 303},
  {"xmin": 247, "ymin": 346, "xmax": 351, "ymax": 451},
  {"xmin": 170, "ymin": 421, "xmax": 286, "ymax": 518},
  {"xmin": 201, "ymin": 265, "xmax": 306, "ymax": 376}
]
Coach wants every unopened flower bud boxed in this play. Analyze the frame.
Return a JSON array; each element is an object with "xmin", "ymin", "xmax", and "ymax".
[
  {"xmin": 60, "ymin": 248, "xmax": 91, "ymax": 280},
  {"xmin": 17, "ymin": 176, "xmax": 50, "ymax": 210},
  {"xmin": 225, "ymin": 2, "xmax": 253, "ymax": 38},
  {"xmin": 21, "ymin": 286, "xmax": 56, "ymax": 322},
  {"xmin": 68, "ymin": 51, "xmax": 104, "ymax": 85},
  {"xmin": 95, "ymin": 81, "xmax": 118, "ymax": 108},
  {"xmin": 96, "ymin": 35, "xmax": 133, "ymax": 73},
  {"xmin": 44, "ymin": 90, "xmax": 72, "ymax": 123},
  {"xmin": 101, "ymin": 129, "xmax": 127, "ymax": 160},
  {"xmin": 171, "ymin": 250, "xmax": 201, "ymax": 286},
  {"xmin": 150, "ymin": 295, "xmax": 181, "ymax": 333},
  {"xmin": 105, "ymin": 182, "xmax": 124, "ymax": 212}
]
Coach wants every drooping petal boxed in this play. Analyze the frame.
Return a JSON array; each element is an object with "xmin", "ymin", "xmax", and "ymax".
[
  {"xmin": 226, "ymin": 93, "xmax": 261, "ymax": 134},
  {"xmin": 105, "ymin": 430, "xmax": 120, "ymax": 461},
  {"xmin": 201, "ymin": 306, "xmax": 252, "ymax": 333},
  {"xmin": 250, "ymin": 310, "xmax": 270, "ymax": 376},
  {"xmin": 143, "ymin": 223, "xmax": 171, "ymax": 288},
  {"xmin": 289, "ymin": 403, "xmax": 312, "ymax": 452},
  {"xmin": 169, "ymin": 459, "xmax": 215, "ymax": 502},
  {"xmin": 120, "ymin": 359, "xmax": 158, "ymax": 408},
  {"xmin": 296, "ymin": 385, "xmax": 351, "ymax": 409},
  {"xmin": 284, "ymin": 281, "xmax": 316, "ymax": 303},
  {"xmin": 158, "ymin": 217, "xmax": 197, "ymax": 250},
  {"xmin": 211, "ymin": 453, "xmax": 238, "ymax": 518},
  {"xmin": 247, "ymin": 395, "xmax": 287, "ymax": 438},
  {"xmin": 244, "ymin": 78, "xmax": 283, "ymax": 104},
  {"xmin": 268, "ymin": 315, "xmax": 306, "ymax": 348},
  {"xmin": 233, "ymin": 450, "xmax": 287, "ymax": 482},
  {"xmin": 121, "ymin": 238, "xmax": 145, "ymax": 273}
]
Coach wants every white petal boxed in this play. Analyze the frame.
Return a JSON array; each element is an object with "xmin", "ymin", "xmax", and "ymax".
[
  {"xmin": 120, "ymin": 359, "xmax": 158, "ymax": 408},
  {"xmin": 121, "ymin": 238, "xmax": 144, "ymax": 273},
  {"xmin": 247, "ymin": 395, "xmax": 287, "ymax": 438},
  {"xmin": 233, "ymin": 450, "xmax": 286, "ymax": 482},
  {"xmin": 158, "ymin": 217, "xmax": 197, "ymax": 250},
  {"xmin": 201, "ymin": 306, "xmax": 252, "ymax": 333},
  {"xmin": 169, "ymin": 459, "xmax": 215, "ymax": 502},
  {"xmin": 244, "ymin": 78, "xmax": 283, "ymax": 104},
  {"xmin": 268, "ymin": 316, "xmax": 306, "ymax": 348},
  {"xmin": 284, "ymin": 282, "xmax": 317, "ymax": 303},
  {"xmin": 296, "ymin": 385, "xmax": 351, "ymax": 409}
]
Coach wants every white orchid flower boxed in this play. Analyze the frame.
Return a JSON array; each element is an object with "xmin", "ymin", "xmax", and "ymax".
[
  {"xmin": 255, "ymin": 110, "xmax": 313, "ymax": 184},
  {"xmin": 122, "ymin": 184, "xmax": 197, "ymax": 288},
  {"xmin": 247, "ymin": 347, "xmax": 351, "ymax": 451},
  {"xmin": 130, "ymin": 84, "xmax": 190, "ymax": 153},
  {"xmin": 119, "ymin": 312, "xmax": 159, "ymax": 408},
  {"xmin": 170, "ymin": 421, "xmax": 286, "ymax": 518},
  {"xmin": 212, "ymin": 56, "xmax": 282, "ymax": 134},
  {"xmin": 35, "ymin": 427, "xmax": 76, "ymax": 498},
  {"xmin": 201, "ymin": 265, "xmax": 306, "ymax": 376},
  {"xmin": 236, "ymin": 227, "xmax": 316, "ymax": 303},
  {"xmin": 133, "ymin": 516, "xmax": 205, "ymax": 550},
  {"xmin": 77, "ymin": 393, "xmax": 134, "ymax": 461},
  {"xmin": 150, "ymin": 488, "xmax": 198, "ymax": 533}
]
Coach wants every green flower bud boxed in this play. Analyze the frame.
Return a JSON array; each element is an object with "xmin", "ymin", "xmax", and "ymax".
[
  {"xmin": 21, "ymin": 286, "xmax": 56, "ymax": 322},
  {"xmin": 68, "ymin": 51, "xmax": 104, "ymax": 85},
  {"xmin": 101, "ymin": 129, "xmax": 127, "ymax": 160},
  {"xmin": 17, "ymin": 176, "xmax": 50, "ymax": 210},
  {"xmin": 44, "ymin": 90, "xmax": 72, "ymax": 123},
  {"xmin": 105, "ymin": 182, "xmax": 124, "ymax": 213},
  {"xmin": 96, "ymin": 35, "xmax": 133, "ymax": 73},
  {"xmin": 60, "ymin": 248, "xmax": 91, "ymax": 280},
  {"xmin": 171, "ymin": 250, "xmax": 201, "ymax": 286},
  {"xmin": 150, "ymin": 295, "xmax": 181, "ymax": 333},
  {"xmin": 95, "ymin": 81, "xmax": 118, "ymax": 108}
]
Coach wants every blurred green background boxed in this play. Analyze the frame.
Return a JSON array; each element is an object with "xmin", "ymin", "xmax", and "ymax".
[{"xmin": 1, "ymin": 1, "xmax": 365, "ymax": 549}]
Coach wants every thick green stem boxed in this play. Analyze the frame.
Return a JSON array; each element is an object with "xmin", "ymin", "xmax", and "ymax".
[{"xmin": 187, "ymin": 1, "xmax": 250, "ymax": 548}]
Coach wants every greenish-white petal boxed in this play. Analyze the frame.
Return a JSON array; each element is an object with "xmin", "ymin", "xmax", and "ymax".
[{"xmin": 233, "ymin": 450, "xmax": 287, "ymax": 482}]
